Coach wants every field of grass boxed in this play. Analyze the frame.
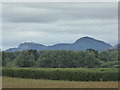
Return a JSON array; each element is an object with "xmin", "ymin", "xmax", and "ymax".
[{"xmin": 2, "ymin": 77, "xmax": 119, "ymax": 88}]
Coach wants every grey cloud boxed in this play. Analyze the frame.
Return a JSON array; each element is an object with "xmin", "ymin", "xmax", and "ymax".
[
  {"xmin": 2, "ymin": 2, "xmax": 118, "ymax": 50},
  {"xmin": 2, "ymin": 2, "xmax": 117, "ymax": 23},
  {"xmin": 3, "ymin": 19, "xmax": 117, "ymax": 34}
]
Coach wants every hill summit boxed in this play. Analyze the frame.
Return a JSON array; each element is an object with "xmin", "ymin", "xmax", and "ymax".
[{"xmin": 5, "ymin": 36, "xmax": 112, "ymax": 52}]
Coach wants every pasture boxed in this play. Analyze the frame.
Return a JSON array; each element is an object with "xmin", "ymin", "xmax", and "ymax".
[{"xmin": 2, "ymin": 77, "xmax": 119, "ymax": 88}]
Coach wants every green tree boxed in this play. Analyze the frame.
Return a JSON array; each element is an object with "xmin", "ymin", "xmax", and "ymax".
[
  {"xmin": 16, "ymin": 51, "xmax": 35, "ymax": 67},
  {"xmin": 83, "ymin": 51, "xmax": 101, "ymax": 68}
]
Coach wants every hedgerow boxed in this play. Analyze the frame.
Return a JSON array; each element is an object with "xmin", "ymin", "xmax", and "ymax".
[{"xmin": 2, "ymin": 68, "xmax": 119, "ymax": 81}]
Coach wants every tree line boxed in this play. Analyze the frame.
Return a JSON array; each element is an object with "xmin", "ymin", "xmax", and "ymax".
[{"xmin": 1, "ymin": 49, "xmax": 119, "ymax": 68}]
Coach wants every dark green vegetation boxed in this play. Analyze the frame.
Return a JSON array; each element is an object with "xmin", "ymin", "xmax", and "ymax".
[
  {"xmin": 2, "ymin": 49, "xmax": 119, "ymax": 68},
  {"xmin": 2, "ymin": 49, "xmax": 119, "ymax": 82},
  {"xmin": 2, "ymin": 68, "xmax": 119, "ymax": 81}
]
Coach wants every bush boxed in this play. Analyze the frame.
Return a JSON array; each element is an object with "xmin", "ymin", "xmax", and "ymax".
[{"xmin": 2, "ymin": 68, "xmax": 119, "ymax": 81}]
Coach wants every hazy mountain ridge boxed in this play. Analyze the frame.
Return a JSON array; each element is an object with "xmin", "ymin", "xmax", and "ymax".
[
  {"xmin": 5, "ymin": 36, "xmax": 112, "ymax": 52},
  {"xmin": 110, "ymin": 44, "xmax": 120, "ymax": 49}
]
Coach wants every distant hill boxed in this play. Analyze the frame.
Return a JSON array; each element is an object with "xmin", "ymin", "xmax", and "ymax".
[
  {"xmin": 5, "ymin": 36, "xmax": 112, "ymax": 52},
  {"xmin": 110, "ymin": 44, "xmax": 120, "ymax": 49}
]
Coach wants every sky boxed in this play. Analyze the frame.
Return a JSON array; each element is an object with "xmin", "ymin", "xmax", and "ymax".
[{"xmin": 2, "ymin": 2, "xmax": 118, "ymax": 50}]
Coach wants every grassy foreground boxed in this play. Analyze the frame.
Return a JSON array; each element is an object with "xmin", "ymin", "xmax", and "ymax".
[{"xmin": 2, "ymin": 77, "xmax": 119, "ymax": 88}]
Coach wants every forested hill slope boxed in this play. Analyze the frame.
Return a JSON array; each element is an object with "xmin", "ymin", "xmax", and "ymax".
[{"xmin": 6, "ymin": 36, "xmax": 112, "ymax": 52}]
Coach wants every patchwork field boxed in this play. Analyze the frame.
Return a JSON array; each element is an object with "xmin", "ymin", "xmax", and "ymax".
[{"xmin": 2, "ymin": 77, "xmax": 119, "ymax": 88}]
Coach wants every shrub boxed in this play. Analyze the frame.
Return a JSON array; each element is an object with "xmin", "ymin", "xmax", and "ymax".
[{"xmin": 2, "ymin": 68, "xmax": 119, "ymax": 81}]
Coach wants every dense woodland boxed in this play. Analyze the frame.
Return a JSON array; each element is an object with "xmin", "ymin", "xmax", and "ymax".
[{"xmin": 1, "ymin": 49, "xmax": 119, "ymax": 68}]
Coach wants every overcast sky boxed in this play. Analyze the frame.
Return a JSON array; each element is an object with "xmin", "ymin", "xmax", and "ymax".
[{"xmin": 2, "ymin": 2, "xmax": 118, "ymax": 50}]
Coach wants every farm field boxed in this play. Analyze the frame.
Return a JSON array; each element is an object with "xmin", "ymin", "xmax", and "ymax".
[{"xmin": 2, "ymin": 77, "xmax": 119, "ymax": 88}]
